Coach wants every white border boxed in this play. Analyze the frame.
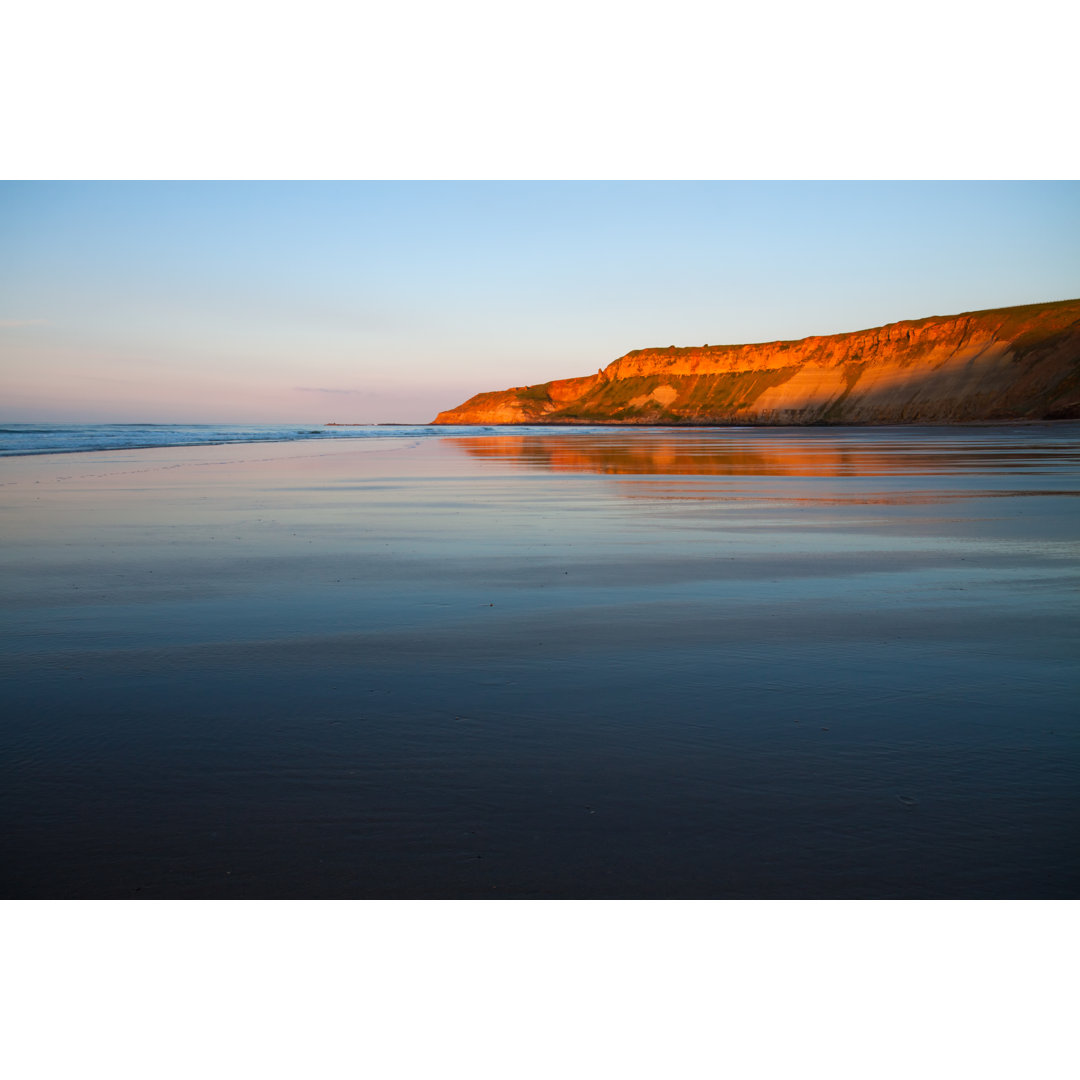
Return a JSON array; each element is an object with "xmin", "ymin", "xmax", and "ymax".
[{"xmin": 4, "ymin": 2, "xmax": 1079, "ymax": 179}]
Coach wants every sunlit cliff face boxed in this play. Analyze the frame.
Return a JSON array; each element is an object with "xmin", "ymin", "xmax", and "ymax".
[{"xmin": 433, "ymin": 299, "xmax": 1080, "ymax": 426}]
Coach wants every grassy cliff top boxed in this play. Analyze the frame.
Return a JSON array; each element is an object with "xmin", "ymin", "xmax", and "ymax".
[{"xmin": 622, "ymin": 298, "xmax": 1080, "ymax": 360}]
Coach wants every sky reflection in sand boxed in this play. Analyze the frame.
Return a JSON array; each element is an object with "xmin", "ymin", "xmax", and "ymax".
[{"xmin": 2, "ymin": 426, "xmax": 1078, "ymax": 898}]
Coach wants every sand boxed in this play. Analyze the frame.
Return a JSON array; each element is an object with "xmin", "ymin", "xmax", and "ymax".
[{"xmin": 2, "ymin": 426, "xmax": 1079, "ymax": 898}]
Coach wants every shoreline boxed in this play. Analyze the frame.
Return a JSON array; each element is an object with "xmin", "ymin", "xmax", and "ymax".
[
  {"xmin": 4, "ymin": 417, "xmax": 1079, "ymax": 461},
  {"xmin": 429, "ymin": 416, "xmax": 1080, "ymax": 429}
]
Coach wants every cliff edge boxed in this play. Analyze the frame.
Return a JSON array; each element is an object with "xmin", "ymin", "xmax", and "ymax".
[{"xmin": 432, "ymin": 299, "xmax": 1080, "ymax": 425}]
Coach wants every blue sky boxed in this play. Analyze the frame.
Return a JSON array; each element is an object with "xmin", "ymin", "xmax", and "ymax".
[{"xmin": 2, "ymin": 181, "xmax": 1078, "ymax": 422}]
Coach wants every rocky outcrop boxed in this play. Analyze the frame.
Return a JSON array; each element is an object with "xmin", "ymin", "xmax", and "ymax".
[{"xmin": 432, "ymin": 299, "xmax": 1080, "ymax": 425}]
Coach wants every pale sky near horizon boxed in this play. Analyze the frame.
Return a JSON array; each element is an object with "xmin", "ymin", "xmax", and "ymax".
[{"xmin": 2, "ymin": 181, "xmax": 1078, "ymax": 424}]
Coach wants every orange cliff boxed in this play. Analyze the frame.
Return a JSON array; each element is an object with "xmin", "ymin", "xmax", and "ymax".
[{"xmin": 432, "ymin": 299, "xmax": 1080, "ymax": 425}]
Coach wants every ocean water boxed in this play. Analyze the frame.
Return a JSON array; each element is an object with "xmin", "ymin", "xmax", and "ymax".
[
  {"xmin": 0, "ymin": 421, "xmax": 512, "ymax": 456},
  {"xmin": 1, "ymin": 423, "xmax": 1078, "ymax": 898}
]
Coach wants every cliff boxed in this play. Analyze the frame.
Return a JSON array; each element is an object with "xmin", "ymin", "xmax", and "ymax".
[{"xmin": 432, "ymin": 299, "xmax": 1080, "ymax": 425}]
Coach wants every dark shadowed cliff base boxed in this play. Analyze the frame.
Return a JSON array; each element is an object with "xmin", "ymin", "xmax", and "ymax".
[{"xmin": 433, "ymin": 299, "xmax": 1080, "ymax": 426}]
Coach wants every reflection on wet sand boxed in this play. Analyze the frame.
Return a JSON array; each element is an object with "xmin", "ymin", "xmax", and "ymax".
[
  {"xmin": 4, "ymin": 427, "xmax": 1079, "ymax": 899},
  {"xmin": 446, "ymin": 427, "xmax": 1080, "ymax": 479}
]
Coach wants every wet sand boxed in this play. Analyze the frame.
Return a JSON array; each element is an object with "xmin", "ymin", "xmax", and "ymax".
[{"xmin": 2, "ymin": 426, "xmax": 1079, "ymax": 897}]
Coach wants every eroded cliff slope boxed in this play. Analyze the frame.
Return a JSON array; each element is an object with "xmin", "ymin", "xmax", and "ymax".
[{"xmin": 432, "ymin": 299, "xmax": 1080, "ymax": 425}]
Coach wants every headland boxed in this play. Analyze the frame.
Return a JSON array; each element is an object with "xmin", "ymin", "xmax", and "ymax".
[{"xmin": 433, "ymin": 298, "xmax": 1080, "ymax": 425}]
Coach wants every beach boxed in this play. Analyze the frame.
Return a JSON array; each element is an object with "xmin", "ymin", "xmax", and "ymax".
[{"xmin": 2, "ymin": 426, "xmax": 1079, "ymax": 898}]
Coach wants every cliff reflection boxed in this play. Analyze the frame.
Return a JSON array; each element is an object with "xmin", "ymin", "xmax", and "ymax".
[{"xmin": 444, "ymin": 430, "xmax": 1077, "ymax": 479}]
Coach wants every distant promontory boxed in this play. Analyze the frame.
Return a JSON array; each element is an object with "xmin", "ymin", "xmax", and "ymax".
[{"xmin": 432, "ymin": 299, "xmax": 1080, "ymax": 425}]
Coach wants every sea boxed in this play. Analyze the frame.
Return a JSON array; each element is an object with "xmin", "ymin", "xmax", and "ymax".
[{"xmin": 0, "ymin": 421, "xmax": 502, "ymax": 456}]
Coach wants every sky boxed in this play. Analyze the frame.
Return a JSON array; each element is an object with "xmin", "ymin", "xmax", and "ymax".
[{"xmin": 2, "ymin": 180, "xmax": 1078, "ymax": 424}]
